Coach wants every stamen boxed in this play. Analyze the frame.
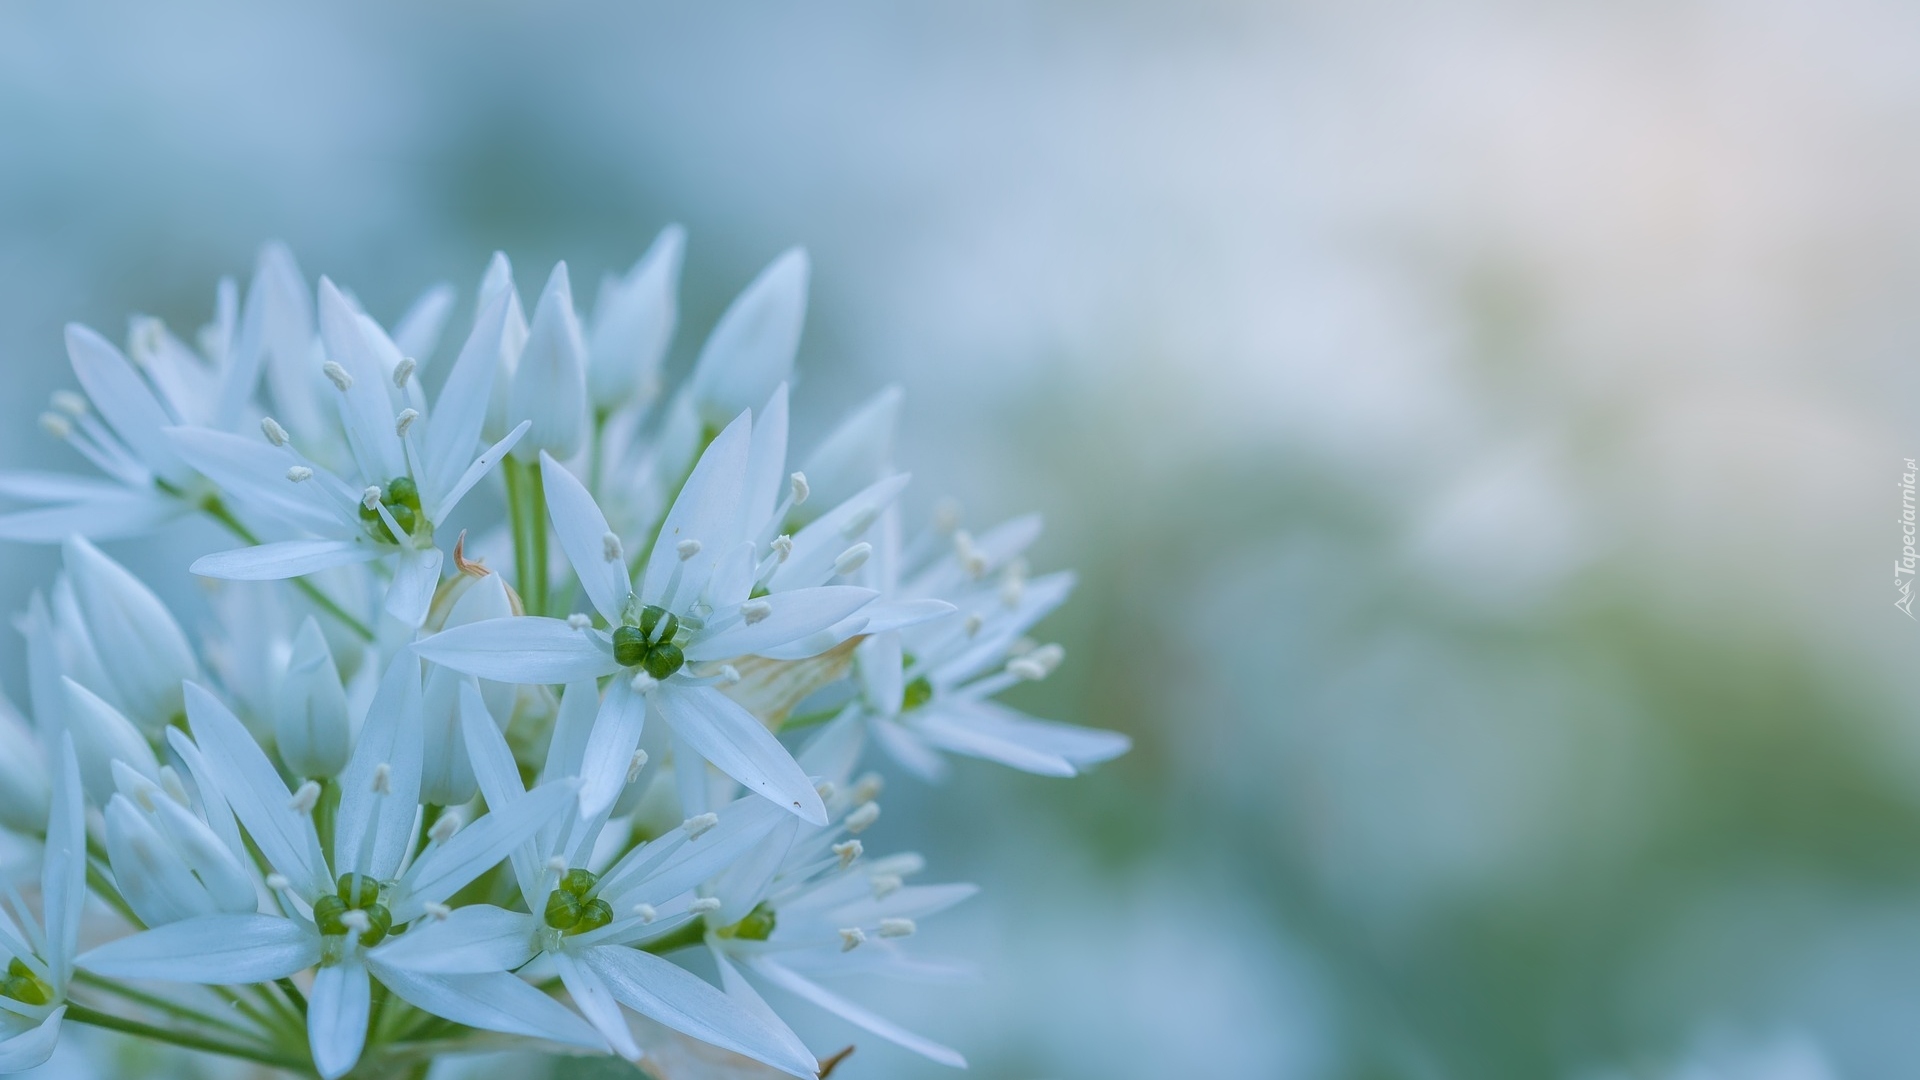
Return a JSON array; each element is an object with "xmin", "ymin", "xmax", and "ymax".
[
  {"xmin": 870, "ymin": 874, "xmax": 903, "ymax": 900},
  {"xmin": 682, "ymin": 813, "xmax": 719, "ymax": 840},
  {"xmin": 878, "ymin": 918, "xmax": 917, "ymax": 939},
  {"xmin": 676, "ymin": 538, "xmax": 702, "ymax": 560},
  {"xmin": 38, "ymin": 412, "xmax": 71, "ymax": 439},
  {"xmin": 771, "ymin": 535, "xmax": 793, "ymax": 562},
  {"xmin": 630, "ymin": 671, "xmax": 659, "ymax": 694},
  {"xmin": 546, "ymin": 856, "xmax": 568, "ymax": 873},
  {"xmin": 718, "ymin": 664, "xmax": 741, "ymax": 685},
  {"xmin": 689, "ymin": 897, "xmax": 722, "ymax": 916},
  {"xmin": 789, "ymin": 471, "xmax": 810, "ymax": 505},
  {"xmin": 816, "ymin": 781, "xmax": 837, "ymax": 801},
  {"xmin": 845, "ymin": 802, "xmax": 881, "ymax": 834},
  {"xmin": 567, "ymin": 613, "xmax": 591, "ymax": 630},
  {"xmin": 424, "ymin": 902, "xmax": 452, "ymax": 921},
  {"xmin": 626, "ymin": 750, "xmax": 649, "ymax": 784},
  {"xmin": 261, "ymin": 416, "xmax": 290, "ymax": 446},
  {"xmin": 602, "ymin": 531, "xmax": 623, "ymax": 562},
  {"xmin": 632, "ymin": 903, "xmax": 657, "ymax": 923},
  {"xmin": 933, "ymin": 497, "xmax": 961, "ymax": 534},
  {"xmin": 429, "ymin": 812, "xmax": 461, "ymax": 843},
  {"xmin": 395, "ymin": 408, "xmax": 419, "ymax": 437},
  {"xmin": 287, "ymin": 466, "xmax": 313, "ymax": 483},
  {"xmin": 339, "ymin": 909, "xmax": 371, "ymax": 933},
  {"xmin": 851, "ymin": 773, "xmax": 884, "ymax": 805},
  {"xmin": 1008, "ymin": 644, "xmax": 1064, "ymax": 682},
  {"xmin": 287, "ymin": 780, "xmax": 321, "ymax": 815},
  {"xmin": 838, "ymin": 927, "xmax": 866, "ymax": 952},
  {"xmin": 834, "ymin": 542, "xmax": 873, "ymax": 577},
  {"xmin": 50, "ymin": 390, "xmax": 89, "ymax": 417},
  {"xmin": 954, "ymin": 531, "xmax": 987, "ymax": 578},
  {"xmin": 266, "ymin": 874, "xmax": 291, "ymax": 892},
  {"xmin": 362, "ymin": 486, "xmax": 383, "ymax": 510},
  {"xmin": 371, "ymin": 763, "xmax": 392, "ymax": 795},
  {"xmin": 832, "ymin": 840, "xmax": 863, "ymax": 869},
  {"xmin": 322, "ymin": 361, "xmax": 354, "ymax": 391},
  {"xmin": 392, "ymin": 357, "xmax": 416, "ymax": 388},
  {"xmin": 741, "ymin": 599, "xmax": 772, "ymax": 625}
]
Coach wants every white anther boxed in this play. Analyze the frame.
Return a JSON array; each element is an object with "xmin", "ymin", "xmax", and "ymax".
[
  {"xmin": 833, "ymin": 542, "xmax": 873, "ymax": 577},
  {"xmin": 816, "ymin": 781, "xmax": 837, "ymax": 801},
  {"xmin": 953, "ymin": 531, "xmax": 987, "ymax": 578},
  {"xmin": 851, "ymin": 772, "xmax": 884, "ymax": 805},
  {"xmin": 788, "ymin": 471, "xmax": 810, "ymax": 505},
  {"xmin": 682, "ymin": 813, "xmax": 719, "ymax": 840},
  {"xmin": 395, "ymin": 408, "xmax": 419, "ymax": 437},
  {"xmin": 392, "ymin": 357, "xmax": 416, "ymax": 388},
  {"xmin": 131, "ymin": 318, "xmax": 165, "ymax": 360},
  {"xmin": 629, "ymin": 671, "xmax": 659, "ymax": 694},
  {"xmin": 322, "ymin": 361, "xmax": 354, "ymax": 391},
  {"xmin": 362, "ymin": 486, "xmax": 383, "ymax": 510},
  {"xmin": 718, "ymin": 665, "xmax": 741, "ymax": 685},
  {"xmin": 1001, "ymin": 575, "xmax": 1025, "ymax": 609},
  {"xmin": 626, "ymin": 750, "xmax": 649, "ymax": 784},
  {"xmin": 676, "ymin": 539, "xmax": 702, "ymax": 560},
  {"xmin": 832, "ymin": 840, "xmax": 863, "ymax": 869},
  {"xmin": 841, "ymin": 506, "xmax": 878, "ymax": 540},
  {"xmin": 870, "ymin": 874, "xmax": 903, "ymax": 900},
  {"xmin": 287, "ymin": 780, "xmax": 321, "ymax": 815},
  {"xmin": 845, "ymin": 802, "xmax": 880, "ymax": 834},
  {"xmin": 286, "ymin": 466, "xmax": 313, "ymax": 483},
  {"xmin": 266, "ymin": 874, "xmax": 291, "ymax": 892},
  {"xmin": 963, "ymin": 613, "xmax": 983, "ymax": 637},
  {"xmin": 632, "ymin": 903, "xmax": 658, "ymax": 923},
  {"xmin": 340, "ymin": 909, "xmax": 371, "ymax": 933},
  {"xmin": 566, "ymin": 613, "xmax": 591, "ymax": 631},
  {"xmin": 371, "ymin": 763, "xmax": 392, "ymax": 795},
  {"xmin": 50, "ymin": 390, "xmax": 88, "ymax": 417},
  {"xmin": 933, "ymin": 497, "xmax": 961, "ymax": 533},
  {"xmin": 689, "ymin": 897, "xmax": 723, "ymax": 916},
  {"xmin": 602, "ymin": 531, "xmax": 623, "ymax": 562},
  {"xmin": 878, "ymin": 918, "xmax": 917, "ymax": 939},
  {"xmin": 38, "ymin": 412, "xmax": 71, "ymax": 439},
  {"xmin": 771, "ymin": 535, "xmax": 793, "ymax": 562},
  {"xmin": 260, "ymin": 416, "xmax": 290, "ymax": 445},
  {"xmin": 838, "ymin": 927, "xmax": 866, "ymax": 952},
  {"xmin": 158, "ymin": 765, "xmax": 190, "ymax": 806},
  {"xmin": 1007, "ymin": 657, "xmax": 1048, "ymax": 681},
  {"xmin": 741, "ymin": 599, "xmax": 772, "ymax": 625},
  {"xmin": 546, "ymin": 855, "xmax": 568, "ymax": 873},
  {"xmin": 424, "ymin": 902, "xmax": 452, "ymax": 921},
  {"xmin": 430, "ymin": 812, "xmax": 461, "ymax": 843},
  {"xmin": 131, "ymin": 784, "xmax": 158, "ymax": 813}
]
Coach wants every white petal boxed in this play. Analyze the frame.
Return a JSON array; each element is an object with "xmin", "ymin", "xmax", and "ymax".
[
  {"xmin": 642, "ymin": 411, "xmax": 752, "ymax": 605},
  {"xmin": 166, "ymin": 427, "xmax": 343, "ymax": 536},
  {"xmin": 741, "ymin": 383, "xmax": 789, "ymax": 533},
  {"xmin": 751, "ymin": 957, "xmax": 966, "ymax": 1068},
  {"xmin": 0, "ymin": 702, "xmax": 48, "ymax": 835},
  {"xmin": 508, "ymin": 263, "xmax": 588, "ymax": 461},
  {"xmin": 0, "ymin": 468, "xmax": 126, "ymax": 503},
  {"xmin": 62, "ymin": 535, "xmax": 197, "ymax": 730},
  {"xmin": 859, "ymin": 632, "xmax": 905, "ymax": 718},
  {"xmin": 688, "ymin": 249, "xmax": 808, "ymax": 427},
  {"xmin": 309, "ymin": 958, "xmax": 371, "ymax": 1079},
  {"xmin": 391, "ymin": 283, "xmax": 456, "ymax": 365},
  {"xmin": 60, "ymin": 678, "xmax": 159, "ymax": 805},
  {"xmin": 459, "ymin": 691, "xmax": 542, "ymax": 906},
  {"xmin": 369, "ymin": 906, "xmax": 536, "ymax": 975},
  {"xmin": 578, "ymin": 678, "xmax": 647, "ymax": 820},
  {"xmin": 422, "ymin": 287, "xmax": 511, "ymax": 503},
  {"xmin": 797, "ymin": 385, "xmax": 902, "ymax": 518},
  {"xmin": 383, "ymin": 545, "xmax": 444, "ymax": 628},
  {"xmin": 854, "ymin": 599, "xmax": 956, "ymax": 636},
  {"xmin": 414, "ymin": 616, "xmax": 618, "ymax": 685},
  {"xmin": 79, "ymin": 914, "xmax": 321, "ymax": 983},
  {"xmin": 538, "ymin": 679, "xmax": 601, "ymax": 788},
  {"xmin": 540, "ymin": 451, "xmax": 631, "ymax": 624},
  {"xmin": 586, "ymin": 945, "xmax": 818, "ymax": 1078},
  {"xmin": 657, "ymin": 685, "xmax": 825, "ymax": 824},
  {"xmin": 428, "ymin": 420, "xmax": 528, "ymax": 522},
  {"xmin": 553, "ymin": 950, "xmax": 640, "ymax": 1060},
  {"xmin": 184, "ymin": 683, "xmax": 328, "ymax": 897},
  {"xmin": 43, "ymin": 737, "xmax": 86, "ymax": 983},
  {"xmin": 870, "ymin": 716, "xmax": 950, "ymax": 783},
  {"xmin": 105, "ymin": 795, "xmax": 217, "ymax": 927},
  {"xmin": 0, "ymin": 493, "xmax": 183, "ymax": 544},
  {"xmin": 708, "ymin": 816, "xmax": 800, "ymax": 925},
  {"xmin": 145, "ymin": 788, "xmax": 257, "ymax": 914},
  {"xmin": 317, "ymin": 278, "xmax": 406, "ymax": 482},
  {"xmin": 65, "ymin": 323, "xmax": 186, "ymax": 482},
  {"xmin": 393, "ymin": 776, "xmax": 576, "ymax": 920},
  {"xmin": 822, "ymin": 883, "xmax": 980, "ymax": 927},
  {"xmin": 587, "ymin": 225, "xmax": 683, "ymax": 412},
  {"xmin": 685, "ymin": 586, "xmax": 876, "ymax": 662},
  {"xmin": 919, "ymin": 699, "xmax": 1129, "ymax": 772},
  {"xmin": 276, "ymin": 617, "xmax": 351, "ymax": 780},
  {"xmin": 191, "ymin": 540, "xmax": 379, "ymax": 582},
  {"xmin": 769, "ymin": 473, "xmax": 910, "ymax": 592},
  {"xmin": 334, "ymin": 654, "xmax": 424, "ymax": 881},
  {"xmin": 713, "ymin": 951, "xmax": 816, "ymax": 1073},
  {"xmin": 0, "ymin": 1007, "xmax": 64, "ymax": 1071},
  {"xmin": 931, "ymin": 570, "xmax": 1075, "ymax": 688},
  {"xmin": 597, "ymin": 796, "xmax": 787, "ymax": 909},
  {"xmin": 370, "ymin": 962, "xmax": 605, "ymax": 1050}
]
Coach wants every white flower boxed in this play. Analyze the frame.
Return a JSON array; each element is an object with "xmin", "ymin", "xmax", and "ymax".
[
  {"xmin": 508, "ymin": 262, "xmax": 588, "ymax": 462},
  {"xmin": 0, "ymin": 692, "xmax": 48, "ymax": 834},
  {"xmin": 274, "ymin": 616, "xmax": 352, "ymax": 780},
  {"xmin": 172, "ymin": 277, "xmax": 531, "ymax": 627},
  {"xmin": 687, "ymin": 249, "xmax": 809, "ymax": 431},
  {"xmin": 414, "ymin": 414, "xmax": 879, "ymax": 824},
  {"xmin": 61, "ymin": 535, "xmax": 199, "ymax": 730},
  {"xmin": 0, "ymin": 736, "xmax": 85, "ymax": 1072},
  {"xmin": 102, "ymin": 762, "xmax": 257, "ymax": 928}
]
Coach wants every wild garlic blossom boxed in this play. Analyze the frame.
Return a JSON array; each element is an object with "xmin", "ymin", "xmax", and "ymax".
[{"xmin": 0, "ymin": 232, "xmax": 1126, "ymax": 1078}]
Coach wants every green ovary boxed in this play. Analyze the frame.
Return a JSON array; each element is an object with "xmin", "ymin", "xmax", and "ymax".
[
  {"xmin": 611, "ymin": 605, "xmax": 686, "ymax": 679},
  {"xmin": 315, "ymin": 872, "xmax": 392, "ymax": 947},
  {"xmin": 359, "ymin": 475, "xmax": 429, "ymax": 544},
  {"xmin": 2, "ymin": 958, "xmax": 52, "ymax": 1006},
  {"xmin": 544, "ymin": 868, "xmax": 613, "ymax": 935}
]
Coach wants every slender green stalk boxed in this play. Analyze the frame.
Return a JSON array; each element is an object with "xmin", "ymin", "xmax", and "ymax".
[
  {"xmin": 84, "ymin": 861, "xmax": 142, "ymax": 928},
  {"xmin": 202, "ymin": 497, "xmax": 375, "ymax": 642},
  {"xmin": 504, "ymin": 459, "xmax": 534, "ymax": 614},
  {"xmin": 73, "ymin": 972, "xmax": 258, "ymax": 1039},
  {"xmin": 524, "ymin": 459, "xmax": 550, "ymax": 618},
  {"xmin": 276, "ymin": 977, "xmax": 309, "ymax": 1015},
  {"xmin": 65, "ymin": 1003, "xmax": 310, "ymax": 1070}
]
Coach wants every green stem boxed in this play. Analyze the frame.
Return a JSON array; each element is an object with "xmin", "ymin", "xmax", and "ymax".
[
  {"xmin": 203, "ymin": 498, "xmax": 374, "ymax": 642},
  {"xmin": 72, "ymin": 972, "xmax": 258, "ymax": 1039},
  {"xmin": 276, "ymin": 977, "xmax": 309, "ymax": 1015},
  {"xmin": 84, "ymin": 860, "xmax": 142, "ymax": 928},
  {"xmin": 504, "ymin": 459, "xmax": 533, "ymax": 613},
  {"xmin": 65, "ymin": 1003, "xmax": 310, "ymax": 1070},
  {"xmin": 524, "ymin": 459, "xmax": 550, "ymax": 618}
]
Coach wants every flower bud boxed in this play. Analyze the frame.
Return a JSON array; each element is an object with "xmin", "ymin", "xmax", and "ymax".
[
  {"xmin": 0, "ymin": 695, "xmax": 48, "ymax": 833},
  {"xmin": 62, "ymin": 536, "xmax": 198, "ymax": 730},
  {"xmin": 688, "ymin": 248, "xmax": 808, "ymax": 428},
  {"xmin": 274, "ymin": 617, "xmax": 351, "ymax": 779},
  {"xmin": 479, "ymin": 252, "xmax": 531, "ymax": 443},
  {"xmin": 103, "ymin": 786, "xmax": 255, "ymax": 926},
  {"xmin": 508, "ymin": 262, "xmax": 587, "ymax": 461},
  {"xmin": 62, "ymin": 676, "xmax": 159, "ymax": 804},
  {"xmin": 588, "ymin": 225, "xmax": 684, "ymax": 414}
]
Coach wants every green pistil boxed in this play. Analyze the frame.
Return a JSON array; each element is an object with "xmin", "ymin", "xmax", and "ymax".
[
  {"xmin": 358, "ymin": 475, "xmax": 430, "ymax": 545},
  {"xmin": 611, "ymin": 605, "xmax": 687, "ymax": 679},
  {"xmin": 3, "ymin": 958, "xmax": 53, "ymax": 1006},
  {"xmin": 902, "ymin": 675, "xmax": 934, "ymax": 712},
  {"xmin": 544, "ymin": 868, "xmax": 613, "ymax": 935},
  {"xmin": 717, "ymin": 902, "xmax": 777, "ymax": 942},
  {"xmin": 315, "ymin": 872, "xmax": 391, "ymax": 947}
]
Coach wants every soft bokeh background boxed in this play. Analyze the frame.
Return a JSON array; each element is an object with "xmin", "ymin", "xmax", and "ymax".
[{"xmin": 1, "ymin": 1, "xmax": 1913, "ymax": 1077}]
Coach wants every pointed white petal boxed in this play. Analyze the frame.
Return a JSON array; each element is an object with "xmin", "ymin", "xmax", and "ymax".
[
  {"xmin": 751, "ymin": 957, "xmax": 966, "ymax": 1068},
  {"xmin": 105, "ymin": 794, "xmax": 218, "ymax": 927},
  {"xmin": 642, "ymin": 411, "xmax": 752, "ymax": 604},
  {"xmin": 191, "ymin": 540, "xmax": 379, "ymax": 582},
  {"xmin": 714, "ymin": 951, "xmax": 816, "ymax": 1075},
  {"xmin": 318, "ymin": 278, "xmax": 406, "ymax": 482},
  {"xmin": 0, "ymin": 469, "xmax": 126, "ymax": 503},
  {"xmin": 184, "ymin": 683, "xmax": 328, "ymax": 897},
  {"xmin": 369, "ymin": 905, "xmax": 537, "ymax": 975},
  {"xmin": 276, "ymin": 617, "xmax": 352, "ymax": 779},
  {"xmin": 742, "ymin": 383, "xmax": 789, "ymax": 533},
  {"xmin": 688, "ymin": 249, "xmax": 808, "ymax": 426},
  {"xmin": 597, "ymin": 796, "xmax": 787, "ymax": 910},
  {"xmin": 586, "ymin": 945, "xmax": 817, "ymax": 1078},
  {"xmin": 166, "ymin": 426, "xmax": 344, "ymax": 535},
  {"xmin": 43, "ymin": 737, "xmax": 86, "ymax": 983},
  {"xmin": 423, "ymin": 287, "xmax": 511, "ymax": 502},
  {"xmin": 578, "ymin": 678, "xmax": 646, "ymax": 820},
  {"xmin": 383, "ymin": 546, "xmax": 444, "ymax": 628},
  {"xmin": 657, "ymin": 685, "xmax": 825, "ymax": 825},
  {"xmin": 391, "ymin": 283, "xmax": 456, "ymax": 365},
  {"xmin": 79, "ymin": 914, "xmax": 321, "ymax": 982},
  {"xmin": 60, "ymin": 677, "xmax": 159, "ymax": 804},
  {"xmin": 553, "ymin": 950, "xmax": 641, "ymax": 1060},
  {"xmin": 428, "ymin": 421, "xmax": 529, "ymax": 522},
  {"xmin": 539, "ymin": 679, "xmax": 601, "ymax": 788},
  {"xmin": 458, "ymin": 690, "xmax": 542, "ymax": 906},
  {"xmin": 393, "ymin": 777, "xmax": 576, "ymax": 920},
  {"xmin": 65, "ymin": 323, "xmax": 186, "ymax": 482},
  {"xmin": 854, "ymin": 599, "xmax": 956, "ymax": 636},
  {"xmin": 62, "ymin": 535, "xmax": 197, "ymax": 730},
  {"xmin": 798, "ymin": 385, "xmax": 902, "ymax": 518},
  {"xmin": 370, "ymin": 962, "xmax": 605, "ymax": 1050},
  {"xmin": 334, "ymin": 654, "xmax": 424, "ymax": 881},
  {"xmin": 587, "ymin": 225, "xmax": 683, "ymax": 412},
  {"xmin": 919, "ymin": 700, "xmax": 1129, "ymax": 772},
  {"xmin": 414, "ymin": 616, "xmax": 618, "ymax": 685},
  {"xmin": 309, "ymin": 958, "xmax": 371, "ymax": 1079},
  {"xmin": 870, "ymin": 716, "xmax": 950, "ymax": 782},
  {"xmin": 508, "ymin": 263, "xmax": 588, "ymax": 461},
  {"xmin": 0, "ymin": 1006, "xmax": 64, "ymax": 1071},
  {"xmin": 540, "ymin": 451, "xmax": 631, "ymax": 624},
  {"xmin": 685, "ymin": 586, "xmax": 876, "ymax": 662},
  {"xmin": 769, "ymin": 473, "xmax": 910, "ymax": 592},
  {"xmin": 0, "ymin": 494, "xmax": 183, "ymax": 543}
]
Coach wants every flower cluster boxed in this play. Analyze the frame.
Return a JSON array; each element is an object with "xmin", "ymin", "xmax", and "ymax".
[{"xmin": 0, "ymin": 234, "xmax": 1126, "ymax": 1078}]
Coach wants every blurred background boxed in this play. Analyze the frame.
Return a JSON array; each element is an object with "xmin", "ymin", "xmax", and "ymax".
[{"xmin": 0, "ymin": 1, "xmax": 1913, "ymax": 1076}]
